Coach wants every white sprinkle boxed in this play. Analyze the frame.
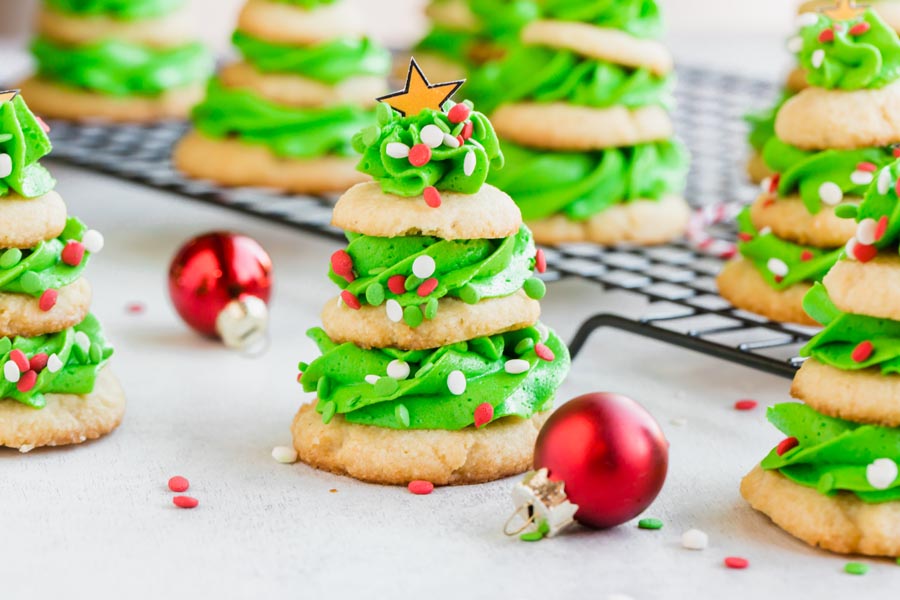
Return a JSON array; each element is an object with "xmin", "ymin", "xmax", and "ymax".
[
  {"xmin": 0, "ymin": 153, "xmax": 11, "ymax": 179},
  {"xmin": 682, "ymin": 528, "xmax": 709, "ymax": 550},
  {"xmin": 851, "ymin": 170, "xmax": 874, "ymax": 186},
  {"xmin": 811, "ymin": 49, "xmax": 826, "ymax": 69},
  {"xmin": 443, "ymin": 133, "xmax": 460, "ymax": 148},
  {"xmin": 387, "ymin": 359, "xmax": 410, "ymax": 380},
  {"xmin": 386, "ymin": 142, "xmax": 410, "ymax": 159},
  {"xmin": 504, "ymin": 359, "xmax": 530, "ymax": 375},
  {"xmin": 759, "ymin": 226, "xmax": 772, "ymax": 236},
  {"xmin": 47, "ymin": 353, "xmax": 62, "ymax": 373},
  {"xmin": 81, "ymin": 229, "xmax": 105, "ymax": 253},
  {"xmin": 846, "ymin": 238, "xmax": 859, "ymax": 259},
  {"xmin": 759, "ymin": 177, "xmax": 773, "ymax": 193},
  {"xmin": 271, "ymin": 446, "xmax": 298, "ymax": 464},
  {"xmin": 866, "ymin": 458, "xmax": 898, "ymax": 490},
  {"xmin": 364, "ymin": 374, "xmax": 379, "ymax": 385},
  {"xmin": 787, "ymin": 36, "xmax": 804, "ymax": 54},
  {"xmin": 796, "ymin": 12, "xmax": 819, "ymax": 29},
  {"xmin": 386, "ymin": 299, "xmax": 403, "ymax": 322},
  {"xmin": 3, "ymin": 360, "xmax": 20, "ymax": 383},
  {"xmin": 75, "ymin": 331, "xmax": 91, "ymax": 352},
  {"xmin": 420, "ymin": 124, "xmax": 444, "ymax": 149},
  {"xmin": 879, "ymin": 167, "xmax": 893, "ymax": 195},
  {"xmin": 767, "ymin": 258, "xmax": 789, "ymax": 277},
  {"xmin": 447, "ymin": 370, "xmax": 466, "ymax": 395},
  {"xmin": 818, "ymin": 181, "xmax": 843, "ymax": 205},
  {"xmin": 412, "ymin": 255, "xmax": 436, "ymax": 279},
  {"xmin": 670, "ymin": 417, "xmax": 688, "ymax": 426},
  {"xmin": 463, "ymin": 150, "xmax": 477, "ymax": 177},
  {"xmin": 857, "ymin": 218, "xmax": 878, "ymax": 245}
]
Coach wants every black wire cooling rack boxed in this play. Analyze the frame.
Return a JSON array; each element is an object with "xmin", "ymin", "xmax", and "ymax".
[{"xmin": 44, "ymin": 66, "xmax": 808, "ymax": 379}]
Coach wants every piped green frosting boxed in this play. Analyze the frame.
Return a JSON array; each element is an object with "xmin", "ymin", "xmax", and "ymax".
[
  {"xmin": 745, "ymin": 91, "xmax": 790, "ymax": 154},
  {"xmin": 44, "ymin": 0, "xmax": 184, "ymax": 19},
  {"xmin": 0, "ymin": 217, "xmax": 92, "ymax": 297},
  {"xmin": 852, "ymin": 158, "xmax": 900, "ymax": 247},
  {"xmin": 0, "ymin": 95, "xmax": 55, "ymax": 199},
  {"xmin": 540, "ymin": 0, "xmax": 662, "ymax": 38}
]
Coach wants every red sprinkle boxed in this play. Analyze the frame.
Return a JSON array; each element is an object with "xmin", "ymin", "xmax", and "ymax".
[
  {"xmin": 762, "ymin": 197, "xmax": 776, "ymax": 208},
  {"xmin": 387, "ymin": 275, "xmax": 407, "ymax": 295},
  {"xmin": 296, "ymin": 372, "xmax": 303, "ymax": 383},
  {"xmin": 737, "ymin": 233, "xmax": 753, "ymax": 242},
  {"xmin": 734, "ymin": 399, "xmax": 758, "ymax": 411},
  {"xmin": 768, "ymin": 173, "xmax": 780, "ymax": 194},
  {"xmin": 409, "ymin": 144, "xmax": 432, "ymax": 167},
  {"xmin": 61, "ymin": 240, "xmax": 85, "ymax": 267},
  {"xmin": 17, "ymin": 370, "xmax": 37, "ymax": 393},
  {"xmin": 850, "ymin": 21, "xmax": 871, "ymax": 36},
  {"xmin": 895, "ymin": 176, "xmax": 900, "ymax": 197},
  {"xmin": 474, "ymin": 403, "xmax": 494, "ymax": 428},
  {"xmin": 126, "ymin": 302, "xmax": 145, "ymax": 314},
  {"xmin": 9, "ymin": 349, "xmax": 28, "ymax": 372},
  {"xmin": 534, "ymin": 343, "xmax": 555, "ymax": 362},
  {"xmin": 852, "ymin": 340, "xmax": 874, "ymax": 363},
  {"xmin": 857, "ymin": 161, "xmax": 877, "ymax": 173},
  {"xmin": 29, "ymin": 353, "xmax": 48, "ymax": 373},
  {"xmin": 340, "ymin": 290, "xmax": 361, "ymax": 310},
  {"xmin": 776, "ymin": 437, "xmax": 799, "ymax": 456},
  {"xmin": 39, "ymin": 289, "xmax": 58, "ymax": 312},
  {"xmin": 168, "ymin": 476, "xmax": 190, "ymax": 493},
  {"xmin": 447, "ymin": 103, "xmax": 471, "ymax": 124},
  {"xmin": 330, "ymin": 249, "xmax": 355, "ymax": 283},
  {"xmin": 818, "ymin": 28, "xmax": 835, "ymax": 43},
  {"xmin": 408, "ymin": 480, "xmax": 434, "ymax": 495},
  {"xmin": 725, "ymin": 556, "xmax": 750, "ymax": 569},
  {"xmin": 800, "ymin": 250, "xmax": 814, "ymax": 262},
  {"xmin": 456, "ymin": 135, "xmax": 466, "ymax": 147},
  {"xmin": 461, "ymin": 121, "xmax": 474, "ymax": 141},
  {"xmin": 35, "ymin": 116, "xmax": 50, "ymax": 133},
  {"xmin": 173, "ymin": 496, "xmax": 199, "ymax": 509},
  {"xmin": 852, "ymin": 242, "xmax": 878, "ymax": 263},
  {"xmin": 876, "ymin": 215, "xmax": 890, "ymax": 242},
  {"xmin": 774, "ymin": 275, "xmax": 784, "ymax": 284},
  {"xmin": 417, "ymin": 277, "xmax": 439, "ymax": 297},
  {"xmin": 535, "ymin": 248, "xmax": 547, "ymax": 274},
  {"xmin": 423, "ymin": 186, "xmax": 441, "ymax": 208}
]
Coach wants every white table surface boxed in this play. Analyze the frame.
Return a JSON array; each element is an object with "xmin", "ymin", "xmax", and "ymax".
[{"xmin": 1, "ymin": 42, "xmax": 898, "ymax": 600}]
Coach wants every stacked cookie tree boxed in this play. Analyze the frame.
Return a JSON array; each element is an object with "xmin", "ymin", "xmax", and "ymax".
[
  {"xmin": 175, "ymin": 0, "xmax": 391, "ymax": 194},
  {"xmin": 478, "ymin": 0, "xmax": 689, "ymax": 245},
  {"xmin": 21, "ymin": 0, "xmax": 212, "ymax": 122},
  {"xmin": 292, "ymin": 62, "xmax": 570, "ymax": 485},
  {"xmin": 0, "ymin": 91, "xmax": 123, "ymax": 452},
  {"xmin": 719, "ymin": 4, "xmax": 900, "ymax": 325},
  {"xmin": 742, "ymin": 157, "xmax": 900, "ymax": 557}
]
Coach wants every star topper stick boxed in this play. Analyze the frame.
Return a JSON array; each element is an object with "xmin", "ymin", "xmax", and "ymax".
[
  {"xmin": 820, "ymin": 0, "xmax": 869, "ymax": 21},
  {"xmin": 0, "ymin": 90, "xmax": 19, "ymax": 104},
  {"xmin": 377, "ymin": 58, "xmax": 465, "ymax": 117}
]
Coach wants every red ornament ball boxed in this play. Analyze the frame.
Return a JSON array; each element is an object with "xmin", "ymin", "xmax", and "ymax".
[
  {"xmin": 534, "ymin": 393, "xmax": 669, "ymax": 529},
  {"xmin": 168, "ymin": 232, "xmax": 273, "ymax": 337}
]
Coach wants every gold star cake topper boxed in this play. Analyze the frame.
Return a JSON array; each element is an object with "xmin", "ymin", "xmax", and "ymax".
[
  {"xmin": 820, "ymin": 0, "xmax": 868, "ymax": 20},
  {"xmin": 377, "ymin": 58, "xmax": 464, "ymax": 117},
  {"xmin": 0, "ymin": 90, "xmax": 19, "ymax": 104}
]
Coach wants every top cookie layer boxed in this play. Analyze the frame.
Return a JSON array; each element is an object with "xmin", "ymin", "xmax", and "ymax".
[
  {"xmin": 237, "ymin": 0, "xmax": 363, "ymax": 46},
  {"xmin": 37, "ymin": 5, "xmax": 193, "ymax": 48},
  {"xmin": 0, "ymin": 191, "xmax": 68, "ymax": 249},
  {"xmin": 823, "ymin": 253, "xmax": 900, "ymax": 321}
]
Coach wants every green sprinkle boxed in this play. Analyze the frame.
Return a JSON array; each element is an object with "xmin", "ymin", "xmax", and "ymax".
[
  {"xmin": 297, "ymin": 361, "xmax": 309, "ymax": 372},
  {"xmin": 395, "ymin": 404, "xmax": 410, "ymax": 428},
  {"xmin": 537, "ymin": 519, "xmax": 550, "ymax": 535},
  {"xmin": 360, "ymin": 125, "xmax": 381, "ymax": 146},
  {"xmin": 72, "ymin": 343, "xmax": 87, "ymax": 362},
  {"xmin": 451, "ymin": 121, "xmax": 465, "ymax": 137},
  {"xmin": 433, "ymin": 119, "xmax": 451, "ymax": 134},
  {"xmin": 20, "ymin": 271, "xmax": 42, "ymax": 295},
  {"xmin": 317, "ymin": 376, "xmax": 331, "ymax": 400},
  {"xmin": 638, "ymin": 518, "xmax": 663, "ymax": 530},
  {"xmin": 817, "ymin": 473, "xmax": 836, "ymax": 495},
  {"xmin": 458, "ymin": 284, "xmax": 480, "ymax": 305},
  {"xmin": 405, "ymin": 274, "xmax": 423, "ymax": 291},
  {"xmin": 374, "ymin": 376, "xmax": 399, "ymax": 396},
  {"xmin": 366, "ymin": 283, "xmax": 385, "ymax": 306},
  {"xmin": 0, "ymin": 248, "xmax": 22, "ymax": 269},
  {"xmin": 519, "ymin": 531, "xmax": 544, "ymax": 542},
  {"xmin": 834, "ymin": 204, "xmax": 859, "ymax": 220},
  {"xmin": 515, "ymin": 338, "xmax": 535, "ymax": 355},
  {"xmin": 523, "ymin": 277, "xmax": 546, "ymax": 300},
  {"xmin": 375, "ymin": 102, "xmax": 394, "ymax": 126},
  {"xmin": 451, "ymin": 341, "xmax": 468, "ymax": 353},
  {"xmin": 89, "ymin": 344, "xmax": 102, "ymax": 363},
  {"xmin": 321, "ymin": 400, "xmax": 337, "ymax": 425},
  {"xmin": 845, "ymin": 562, "xmax": 869, "ymax": 575},
  {"xmin": 424, "ymin": 298, "xmax": 438, "ymax": 320},
  {"xmin": 896, "ymin": 557, "xmax": 900, "ymax": 566},
  {"xmin": 0, "ymin": 338, "xmax": 11, "ymax": 355},
  {"xmin": 403, "ymin": 305, "xmax": 423, "ymax": 327}
]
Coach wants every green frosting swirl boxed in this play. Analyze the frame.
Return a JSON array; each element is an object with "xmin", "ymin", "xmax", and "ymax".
[
  {"xmin": 763, "ymin": 136, "xmax": 896, "ymax": 214},
  {"xmin": 745, "ymin": 91, "xmax": 790, "ymax": 153},
  {"xmin": 736, "ymin": 209, "xmax": 841, "ymax": 290},
  {"xmin": 488, "ymin": 140, "xmax": 688, "ymax": 221},
  {"xmin": 0, "ymin": 95, "xmax": 55, "ymax": 199},
  {"xmin": 415, "ymin": 26, "xmax": 477, "ymax": 67},
  {"xmin": 44, "ymin": 0, "xmax": 183, "ymax": 19},
  {"xmin": 470, "ymin": 0, "xmax": 538, "ymax": 39},
  {"xmin": 32, "ymin": 36, "xmax": 211, "ymax": 97},
  {"xmin": 798, "ymin": 9, "xmax": 900, "ymax": 90},
  {"xmin": 299, "ymin": 324, "xmax": 569, "ymax": 430},
  {"xmin": 1, "ymin": 313, "xmax": 113, "ymax": 409},
  {"xmin": 540, "ymin": 0, "xmax": 663, "ymax": 39},
  {"xmin": 0, "ymin": 218, "xmax": 91, "ymax": 297},
  {"xmin": 845, "ymin": 158, "xmax": 900, "ymax": 247},
  {"xmin": 761, "ymin": 402, "xmax": 900, "ymax": 503},
  {"xmin": 232, "ymin": 31, "xmax": 390, "ymax": 85},
  {"xmin": 353, "ymin": 102, "xmax": 503, "ymax": 196},
  {"xmin": 192, "ymin": 79, "xmax": 372, "ymax": 159}
]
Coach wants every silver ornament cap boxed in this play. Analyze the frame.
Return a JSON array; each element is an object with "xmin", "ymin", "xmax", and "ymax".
[{"xmin": 215, "ymin": 295, "xmax": 269, "ymax": 353}]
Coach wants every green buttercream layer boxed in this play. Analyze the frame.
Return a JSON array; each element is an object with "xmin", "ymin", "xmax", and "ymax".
[
  {"xmin": 852, "ymin": 159, "xmax": 900, "ymax": 247},
  {"xmin": 192, "ymin": 80, "xmax": 372, "ymax": 159},
  {"xmin": 353, "ymin": 103, "xmax": 503, "ymax": 196},
  {"xmin": 44, "ymin": 0, "xmax": 183, "ymax": 19},
  {"xmin": 469, "ymin": 0, "xmax": 538, "ymax": 39},
  {"xmin": 540, "ymin": 0, "xmax": 662, "ymax": 39},
  {"xmin": 488, "ymin": 140, "xmax": 688, "ymax": 221},
  {"xmin": 0, "ymin": 95, "xmax": 55, "ymax": 199},
  {"xmin": 416, "ymin": 26, "xmax": 476, "ymax": 66},
  {"xmin": 762, "ymin": 136, "xmax": 896, "ymax": 214},
  {"xmin": 736, "ymin": 209, "xmax": 841, "ymax": 290},
  {"xmin": 31, "ymin": 36, "xmax": 212, "ymax": 97},
  {"xmin": 798, "ymin": 9, "xmax": 900, "ymax": 90},
  {"xmin": 300, "ymin": 324, "xmax": 570, "ymax": 430},
  {"xmin": 0, "ymin": 218, "xmax": 91, "ymax": 297},
  {"xmin": 473, "ymin": 46, "xmax": 672, "ymax": 114},
  {"xmin": 745, "ymin": 91, "xmax": 790, "ymax": 153},
  {"xmin": 1, "ymin": 314, "xmax": 113, "ymax": 409},
  {"xmin": 761, "ymin": 403, "xmax": 900, "ymax": 503},
  {"xmin": 232, "ymin": 31, "xmax": 390, "ymax": 85}
]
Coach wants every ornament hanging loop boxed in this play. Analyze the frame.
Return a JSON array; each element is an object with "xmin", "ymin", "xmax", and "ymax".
[{"xmin": 503, "ymin": 504, "xmax": 536, "ymax": 537}]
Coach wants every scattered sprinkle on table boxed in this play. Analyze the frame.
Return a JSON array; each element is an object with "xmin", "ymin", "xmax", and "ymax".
[
  {"xmin": 408, "ymin": 480, "xmax": 434, "ymax": 495},
  {"xmin": 168, "ymin": 476, "xmax": 189, "ymax": 493},
  {"xmin": 271, "ymin": 446, "xmax": 298, "ymax": 464},
  {"xmin": 682, "ymin": 528, "xmax": 708, "ymax": 550},
  {"xmin": 845, "ymin": 562, "xmax": 869, "ymax": 575},
  {"xmin": 670, "ymin": 417, "xmax": 688, "ymax": 427},
  {"xmin": 173, "ymin": 496, "xmax": 199, "ymax": 509},
  {"xmin": 724, "ymin": 556, "xmax": 749, "ymax": 569},
  {"xmin": 638, "ymin": 518, "xmax": 663, "ymax": 530},
  {"xmin": 734, "ymin": 399, "xmax": 757, "ymax": 411},
  {"xmin": 126, "ymin": 302, "xmax": 145, "ymax": 314},
  {"xmin": 329, "ymin": 489, "xmax": 338, "ymax": 493}
]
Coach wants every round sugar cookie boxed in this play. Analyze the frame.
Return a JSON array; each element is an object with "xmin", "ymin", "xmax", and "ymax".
[
  {"xmin": 321, "ymin": 291, "xmax": 540, "ymax": 350},
  {"xmin": 37, "ymin": 5, "xmax": 193, "ymax": 48},
  {"xmin": 716, "ymin": 258, "xmax": 816, "ymax": 325},
  {"xmin": 237, "ymin": 0, "xmax": 362, "ymax": 46},
  {"xmin": 425, "ymin": 0, "xmax": 479, "ymax": 31},
  {"xmin": 0, "ymin": 191, "xmax": 67, "ymax": 249},
  {"xmin": 0, "ymin": 368, "xmax": 125, "ymax": 453},
  {"xmin": 750, "ymin": 194, "xmax": 857, "ymax": 248},
  {"xmin": 522, "ymin": 20, "xmax": 673, "ymax": 75},
  {"xmin": 527, "ymin": 195, "xmax": 689, "ymax": 246},
  {"xmin": 292, "ymin": 402, "xmax": 549, "ymax": 485},
  {"xmin": 492, "ymin": 103, "xmax": 672, "ymax": 151},
  {"xmin": 746, "ymin": 151, "xmax": 773, "ymax": 184},
  {"xmin": 785, "ymin": 67, "xmax": 809, "ymax": 94},
  {"xmin": 792, "ymin": 358, "xmax": 900, "ymax": 427},
  {"xmin": 823, "ymin": 254, "xmax": 900, "ymax": 321},
  {"xmin": 174, "ymin": 131, "xmax": 367, "ymax": 194},
  {"xmin": 332, "ymin": 182, "xmax": 522, "ymax": 240},
  {"xmin": 0, "ymin": 278, "xmax": 92, "ymax": 338},
  {"xmin": 19, "ymin": 76, "xmax": 204, "ymax": 122},
  {"xmin": 741, "ymin": 465, "xmax": 900, "ymax": 557}
]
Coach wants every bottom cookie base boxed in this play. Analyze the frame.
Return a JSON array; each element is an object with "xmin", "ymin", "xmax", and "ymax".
[
  {"xmin": 741, "ymin": 465, "xmax": 900, "ymax": 557},
  {"xmin": 291, "ymin": 402, "xmax": 549, "ymax": 486},
  {"xmin": 746, "ymin": 151, "xmax": 772, "ymax": 185},
  {"xmin": 717, "ymin": 258, "xmax": 816, "ymax": 325},
  {"xmin": 792, "ymin": 358, "xmax": 900, "ymax": 427}
]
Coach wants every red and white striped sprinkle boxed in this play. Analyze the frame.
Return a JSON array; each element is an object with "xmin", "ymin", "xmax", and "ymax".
[
  {"xmin": 173, "ymin": 496, "xmax": 199, "ymax": 509},
  {"xmin": 473, "ymin": 403, "xmax": 494, "ymax": 428},
  {"xmin": 408, "ymin": 480, "xmax": 434, "ymax": 495},
  {"xmin": 168, "ymin": 476, "xmax": 190, "ymax": 493},
  {"xmin": 38, "ymin": 289, "xmax": 58, "ymax": 312}
]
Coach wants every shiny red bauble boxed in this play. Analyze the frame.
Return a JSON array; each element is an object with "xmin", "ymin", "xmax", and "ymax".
[
  {"xmin": 534, "ymin": 393, "xmax": 669, "ymax": 529},
  {"xmin": 168, "ymin": 232, "xmax": 273, "ymax": 337}
]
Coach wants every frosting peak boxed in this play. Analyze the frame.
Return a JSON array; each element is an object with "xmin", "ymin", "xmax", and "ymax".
[{"xmin": 0, "ymin": 94, "xmax": 55, "ymax": 199}]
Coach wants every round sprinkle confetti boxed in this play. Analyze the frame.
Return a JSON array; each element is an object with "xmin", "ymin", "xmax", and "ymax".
[
  {"xmin": 423, "ymin": 186, "xmax": 441, "ymax": 208},
  {"xmin": 386, "ymin": 142, "xmax": 410, "ymax": 159},
  {"xmin": 818, "ymin": 28, "xmax": 834, "ymax": 43},
  {"xmin": 417, "ymin": 278, "xmax": 439, "ymax": 297},
  {"xmin": 776, "ymin": 436, "xmax": 799, "ymax": 456},
  {"xmin": 851, "ymin": 170, "xmax": 874, "ymax": 186},
  {"xmin": 408, "ymin": 144, "xmax": 432, "ymax": 167},
  {"xmin": 47, "ymin": 354, "xmax": 62, "ymax": 373},
  {"xmin": 403, "ymin": 305, "xmax": 423, "ymax": 327},
  {"xmin": 818, "ymin": 181, "xmax": 843, "ymax": 205},
  {"xmin": 504, "ymin": 359, "xmax": 530, "ymax": 375},
  {"xmin": 173, "ymin": 496, "xmax": 199, "ymax": 509},
  {"xmin": 38, "ymin": 289, "xmax": 58, "ymax": 312},
  {"xmin": 845, "ymin": 562, "xmax": 869, "ymax": 575},
  {"xmin": 878, "ymin": 167, "xmax": 893, "ymax": 194},
  {"xmin": 272, "ymin": 446, "xmax": 298, "ymax": 464},
  {"xmin": 535, "ymin": 248, "xmax": 547, "ymax": 274},
  {"xmin": 473, "ymin": 403, "xmax": 494, "ymax": 428},
  {"xmin": 463, "ymin": 151, "xmax": 476, "ymax": 177},
  {"xmin": 17, "ymin": 370, "xmax": 36, "ymax": 393},
  {"xmin": 420, "ymin": 124, "xmax": 444, "ymax": 149},
  {"xmin": 447, "ymin": 370, "xmax": 466, "ymax": 395},
  {"xmin": 387, "ymin": 275, "xmax": 407, "ymax": 295},
  {"xmin": 443, "ymin": 133, "xmax": 460, "ymax": 148},
  {"xmin": 850, "ymin": 21, "xmax": 871, "ymax": 36},
  {"xmin": 447, "ymin": 103, "xmax": 470, "ymax": 124},
  {"xmin": 865, "ymin": 458, "xmax": 898, "ymax": 490},
  {"xmin": 9, "ymin": 349, "xmax": 28, "ymax": 372},
  {"xmin": 534, "ymin": 343, "xmax": 555, "ymax": 362},
  {"xmin": 0, "ymin": 248, "xmax": 21, "ymax": 269},
  {"xmin": 800, "ymin": 250, "xmax": 814, "ymax": 262},
  {"xmin": 364, "ymin": 374, "xmax": 379, "ymax": 385},
  {"xmin": 682, "ymin": 529, "xmax": 708, "ymax": 550},
  {"xmin": 126, "ymin": 302, "xmax": 145, "ymax": 314},
  {"xmin": 81, "ymin": 230, "xmax": 104, "ymax": 253},
  {"xmin": 857, "ymin": 218, "xmax": 878, "ymax": 245},
  {"xmin": 374, "ymin": 376, "xmax": 399, "ymax": 396},
  {"xmin": 340, "ymin": 290, "xmax": 361, "ymax": 310},
  {"xmin": 366, "ymin": 283, "xmax": 385, "ymax": 306},
  {"xmin": 638, "ymin": 518, "xmax": 663, "ymax": 530},
  {"xmin": 515, "ymin": 338, "xmax": 534, "ymax": 355},
  {"xmin": 412, "ymin": 255, "xmax": 436, "ymax": 279},
  {"xmin": 61, "ymin": 241, "xmax": 85, "ymax": 267},
  {"xmin": 766, "ymin": 258, "xmax": 789, "ymax": 278},
  {"xmin": 851, "ymin": 340, "xmax": 874, "ymax": 363},
  {"xmin": 387, "ymin": 359, "xmax": 410, "ymax": 380},
  {"xmin": 395, "ymin": 403, "xmax": 410, "ymax": 428},
  {"xmin": 408, "ymin": 480, "xmax": 434, "ymax": 495},
  {"xmin": 811, "ymin": 49, "xmax": 825, "ymax": 68},
  {"xmin": 734, "ymin": 399, "xmax": 757, "ymax": 411},
  {"xmin": 29, "ymin": 353, "xmax": 48, "ymax": 372},
  {"xmin": 3, "ymin": 360, "xmax": 19, "ymax": 383},
  {"xmin": 523, "ymin": 277, "xmax": 546, "ymax": 300},
  {"xmin": 0, "ymin": 153, "xmax": 11, "ymax": 178},
  {"xmin": 857, "ymin": 162, "xmax": 877, "ymax": 173},
  {"xmin": 386, "ymin": 299, "xmax": 403, "ymax": 323},
  {"xmin": 724, "ymin": 557, "xmax": 749, "ymax": 569},
  {"xmin": 168, "ymin": 476, "xmax": 190, "ymax": 492}
]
